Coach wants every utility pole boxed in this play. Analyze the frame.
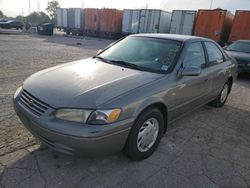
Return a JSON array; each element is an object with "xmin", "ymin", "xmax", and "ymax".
[
  {"xmin": 82, "ymin": 0, "xmax": 84, "ymax": 8},
  {"xmin": 22, "ymin": 8, "xmax": 24, "ymax": 16},
  {"xmin": 210, "ymin": 0, "xmax": 214, "ymax": 9},
  {"xmin": 28, "ymin": 0, "xmax": 31, "ymax": 14},
  {"xmin": 37, "ymin": 0, "xmax": 40, "ymax": 12}
]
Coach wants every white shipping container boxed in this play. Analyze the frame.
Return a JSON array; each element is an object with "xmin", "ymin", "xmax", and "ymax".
[
  {"xmin": 56, "ymin": 8, "xmax": 68, "ymax": 28},
  {"xmin": 68, "ymin": 8, "xmax": 84, "ymax": 29},
  {"xmin": 170, "ymin": 10, "xmax": 197, "ymax": 35},
  {"xmin": 122, "ymin": 9, "xmax": 140, "ymax": 34},
  {"xmin": 138, "ymin": 9, "xmax": 172, "ymax": 33}
]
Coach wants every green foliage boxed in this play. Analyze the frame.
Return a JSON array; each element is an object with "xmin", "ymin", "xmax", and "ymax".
[
  {"xmin": 0, "ymin": 10, "xmax": 5, "ymax": 18},
  {"xmin": 26, "ymin": 11, "xmax": 51, "ymax": 26},
  {"xmin": 16, "ymin": 15, "xmax": 26, "ymax": 22},
  {"xmin": 46, "ymin": 0, "xmax": 60, "ymax": 20}
]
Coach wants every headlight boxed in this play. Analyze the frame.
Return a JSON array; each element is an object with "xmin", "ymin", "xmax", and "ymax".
[
  {"xmin": 14, "ymin": 86, "xmax": 22, "ymax": 99},
  {"xmin": 56, "ymin": 109, "xmax": 92, "ymax": 123},
  {"xmin": 87, "ymin": 109, "xmax": 121, "ymax": 125},
  {"xmin": 55, "ymin": 108, "xmax": 121, "ymax": 125}
]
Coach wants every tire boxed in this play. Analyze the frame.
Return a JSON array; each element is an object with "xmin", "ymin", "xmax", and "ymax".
[
  {"xmin": 125, "ymin": 107, "xmax": 164, "ymax": 161},
  {"xmin": 211, "ymin": 81, "xmax": 230, "ymax": 107}
]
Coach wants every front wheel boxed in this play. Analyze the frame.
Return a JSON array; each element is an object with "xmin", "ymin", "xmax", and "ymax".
[
  {"xmin": 211, "ymin": 81, "xmax": 230, "ymax": 107},
  {"xmin": 124, "ymin": 107, "xmax": 164, "ymax": 161}
]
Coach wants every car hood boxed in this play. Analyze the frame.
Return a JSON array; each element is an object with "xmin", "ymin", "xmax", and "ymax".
[
  {"xmin": 23, "ymin": 58, "xmax": 164, "ymax": 108},
  {"xmin": 225, "ymin": 51, "xmax": 250, "ymax": 63}
]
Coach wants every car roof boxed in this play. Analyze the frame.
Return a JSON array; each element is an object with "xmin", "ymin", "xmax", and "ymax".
[{"xmin": 129, "ymin": 33, "xmax": 209, "ymax": 42}]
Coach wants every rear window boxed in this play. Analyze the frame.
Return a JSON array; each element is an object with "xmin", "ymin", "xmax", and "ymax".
[{"xmin": 227, "ymin": 41, "xmax": 250, "ymax": 53}]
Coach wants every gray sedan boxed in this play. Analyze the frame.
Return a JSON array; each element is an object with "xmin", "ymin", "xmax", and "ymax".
[{"xmin": 13, "ymin": 34, "xmax": 237, "ymax": 161}]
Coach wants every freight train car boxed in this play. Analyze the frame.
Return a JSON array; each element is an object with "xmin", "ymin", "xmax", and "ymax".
[
  {"xmin": 194, "ymin": 9, "xmax": 234, "ymax": 45},
  {"xmin": 138, "ymin": 9, "xmax": 172, "ymax": 33},
  {"xmin": 170, "ymin": 10, "xmax": 197, "ymax": 35},
  {"xmin": 56, "ymin": 8, "xmax": 68, "ymax": 31},
  {"xmin": 122, "ymin": 9, "xmax": 140, "ymax": 35},
  {"xmin": 229, "ymin": 10, "xmax": 250, "ymax": 43}
]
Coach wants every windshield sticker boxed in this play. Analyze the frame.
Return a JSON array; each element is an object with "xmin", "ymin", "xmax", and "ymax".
[{"xmin": 161, "ymin": 65, "xmax": 168, "ymax": 71}]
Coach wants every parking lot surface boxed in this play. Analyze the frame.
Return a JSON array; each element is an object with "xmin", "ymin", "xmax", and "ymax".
[{"xmin": 0, "ymin": 30, "xmax": 250, "ymax": 188}]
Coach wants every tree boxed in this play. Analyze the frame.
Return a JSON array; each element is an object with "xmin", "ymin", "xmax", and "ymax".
[
  {"xmin": 26, "ymin": 11, "xmax": 51, "ymax": 26},
  {"xmin": 0, "ymin": 10, "xmax": 5, "ymax": 18},
  {"xmin": 46, "ymin": 0, "xmax": 60, "ymax": 21},
  {"xmin": 16, "ymin": 15, "xmax": 26, "ymax": 22}
]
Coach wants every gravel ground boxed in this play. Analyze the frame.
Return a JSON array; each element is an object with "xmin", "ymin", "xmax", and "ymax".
[{"xmin": 0, "ymin": 30, "xmax": 250, "ymax": 188}]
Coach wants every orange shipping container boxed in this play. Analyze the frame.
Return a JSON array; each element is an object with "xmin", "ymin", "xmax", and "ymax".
[
  {"xmin": 100, "ymin": 9, "xmax": 123, "ymax": 38},
  {"xmin": 84, "ymin": 8, "xmax": 101, "ymax": 36},
  {"xmin": 194, "ymin": 9, "xmax": 234, "ymax": 45},
  {"xmin": 229, "ymin": 10, "xmax": 250, "ymax": 43}
]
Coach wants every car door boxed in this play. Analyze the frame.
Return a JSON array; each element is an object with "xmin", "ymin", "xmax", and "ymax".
[
  {"xmin": 169, "ymin": 41, "xmax": 212, "ymax": 121},
  {"xmin": 204, "ymin": 42, "xmax": 230, "ymax": 98}
]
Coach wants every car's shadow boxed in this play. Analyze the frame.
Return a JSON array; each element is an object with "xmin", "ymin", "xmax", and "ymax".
[{"xmin": 1, "ymin": 101, "xmax": 250, "ymax": 187}]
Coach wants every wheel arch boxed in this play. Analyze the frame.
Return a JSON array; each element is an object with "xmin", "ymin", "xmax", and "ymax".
[
  {"xmin": 133, "ymin": 99, "xmax": 168, "ymax": 134},
  {"xmin": 228, "ymin": 76, "xmax": 233, "ymax": 93}
]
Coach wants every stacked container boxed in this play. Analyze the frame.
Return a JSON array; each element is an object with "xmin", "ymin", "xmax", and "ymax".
[
  {"xmin": 229, "ymin": 10, "xmax": 250, "ymax": 43},
  {"xmin": 170, "ymin": 10, "xmax": 197, "ymax": 35},
  {"xmin": 56, "ymin": 8, "xmax": 68, "ymax": 30},
  {"xmin": 84, "ymin": 8, "xmax": 101, "ymax": 36},
  {"xmin": 122, "ymin": 9, "xmax": 140, "ymax": 35},
  {"xmin": 138, "ymin": 9, "xmax": 171, "ymax": 33},
  {"xmin": 67, "ymin": 8, "xmax": 84, "ymax": 35},
  {"xmin": 99, "ymin": 9, "xmax": 123, "ymax": 38},
  {"xmin": 194, "ymin": 9, "xmax": 234, "ymax": 45}
]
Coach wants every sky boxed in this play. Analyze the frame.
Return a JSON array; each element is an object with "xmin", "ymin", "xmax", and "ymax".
[{"xmin": 1, "ymin": 0, "xmax": 250, "ymax": 17}]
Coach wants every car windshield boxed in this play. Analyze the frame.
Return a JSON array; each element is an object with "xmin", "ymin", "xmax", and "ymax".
[
  {"xmin": 226, "ymin": 41, "xmax": 250, "ymax": 53},
  {"xmin": 98, "ymin": 36, "xmax": 182, "ymax": 73}
]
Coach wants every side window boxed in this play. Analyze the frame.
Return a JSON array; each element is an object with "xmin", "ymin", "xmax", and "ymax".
[
  {"xmin": 183, "ymin": 42, "xmax": 206, "ymax": 68},
  {"xmin": 204, "ymin": 42, "xmax": 224, "ymax": 66}
]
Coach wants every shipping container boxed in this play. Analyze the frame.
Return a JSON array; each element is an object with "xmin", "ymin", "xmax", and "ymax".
[
  {"xmin": 229, "ymin": 10, "xmax": 250, "ymax": 43},
  {"xmin": 84, "ymin": 8, "xmax": 100, "ymax": 36},
  {"xmin": 56, "ymin": 8, "xmax": 68, "ymax": 29},
  {"xmin": 99, "ymin": 9, "xmax": 123, "ymax": 38},
  {"xmin": 122, "ymin": 9, "xmax": 140, "ymax": 35},
  {"xmin": 67, "ymin": 8, "xmax": 84, "ymax": 35},
  {"xmin": 138, "ymin": 9, "xmax": 171, "ymax": 33},
  {"xmin": 194, "ymin": 9, "xmax": 234, "ymax": 45},
  {"xmin": 170, "ymin": 10, "xmax": 197, "ymax": 35}
]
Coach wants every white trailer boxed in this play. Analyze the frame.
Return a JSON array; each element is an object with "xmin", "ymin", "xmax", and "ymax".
[
  {"xmin": 170, "ymin": 10, "xmax": 197, "ymax": 35},
  {"xmin": 56, "ymin": 8, "xmax": 68, "ymax": 29},
  {"xmin": 122, "ymin": 9, "xmax": 140, "ymax": 35},
  {"xmin": 138, "ymin": 9, "xmax": 172, "ymax": 33},
  {"xmin": 67, "ymin": 8, "xmax": 84, "ymax": 35}
]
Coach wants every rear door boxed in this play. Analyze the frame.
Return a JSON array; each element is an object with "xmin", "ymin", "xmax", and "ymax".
[{"xmin": 204, "ymin": 41, "xmax": 230, "ymax": 98}]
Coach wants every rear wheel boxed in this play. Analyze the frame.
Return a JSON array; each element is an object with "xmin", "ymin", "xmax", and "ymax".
[
  {"xmin": 125, "ymin": 107, "xmax": 164, "ymax": 161},
  {"xmin": 211, "ymin": 81, "xmax": 230, "ymax": 107}
]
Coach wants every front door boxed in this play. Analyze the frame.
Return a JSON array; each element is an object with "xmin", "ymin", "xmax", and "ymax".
[{"xmin": 170, "ymin": 42, "xmax": 212, "ymax": 121}]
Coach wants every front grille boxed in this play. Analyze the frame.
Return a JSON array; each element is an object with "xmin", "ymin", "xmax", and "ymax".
[{"xmin": 19, "ymin": 89, "xmax": 50, "ymax": 116}]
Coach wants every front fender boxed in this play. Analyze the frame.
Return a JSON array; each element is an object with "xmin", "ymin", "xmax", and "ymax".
[{"xmin": 132, "ymin": 96, "xmax": 167, "ymax": 118}]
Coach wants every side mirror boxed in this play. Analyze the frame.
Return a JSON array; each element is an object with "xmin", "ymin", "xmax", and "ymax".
[
  {"xmin": 222, "ymin": 46, "xmax": 228, "ymax": 50},
  {"xmin": 97, "ymin": 49, "xmax": 103, "ymax": 55},
  {"xmin": 181, "ymin": 67, "xmax": 201, "ymax": 76}
]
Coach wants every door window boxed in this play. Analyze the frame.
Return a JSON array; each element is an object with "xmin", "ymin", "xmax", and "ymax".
[
  {"xmin": 204, "ymin": 42, "xmax": 224, "ymax": 66},
  {"xmin": 183, "ymin": 42, "xmax": 206, "ymax": 68}
]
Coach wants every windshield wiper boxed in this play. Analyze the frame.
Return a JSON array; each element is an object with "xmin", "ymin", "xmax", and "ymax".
[
  {"xmin": 93, "ymin": 55, "xmax": 108, "ymax": 62},
  {"xmin": 109, "ymin": 60, "xmax": 143, "ymax": 71}
]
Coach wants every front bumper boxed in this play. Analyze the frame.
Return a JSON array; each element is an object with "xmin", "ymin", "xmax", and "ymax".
[{"xmin": 13, "ymin": 92, "xmax": 134, "ymax": 156}]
